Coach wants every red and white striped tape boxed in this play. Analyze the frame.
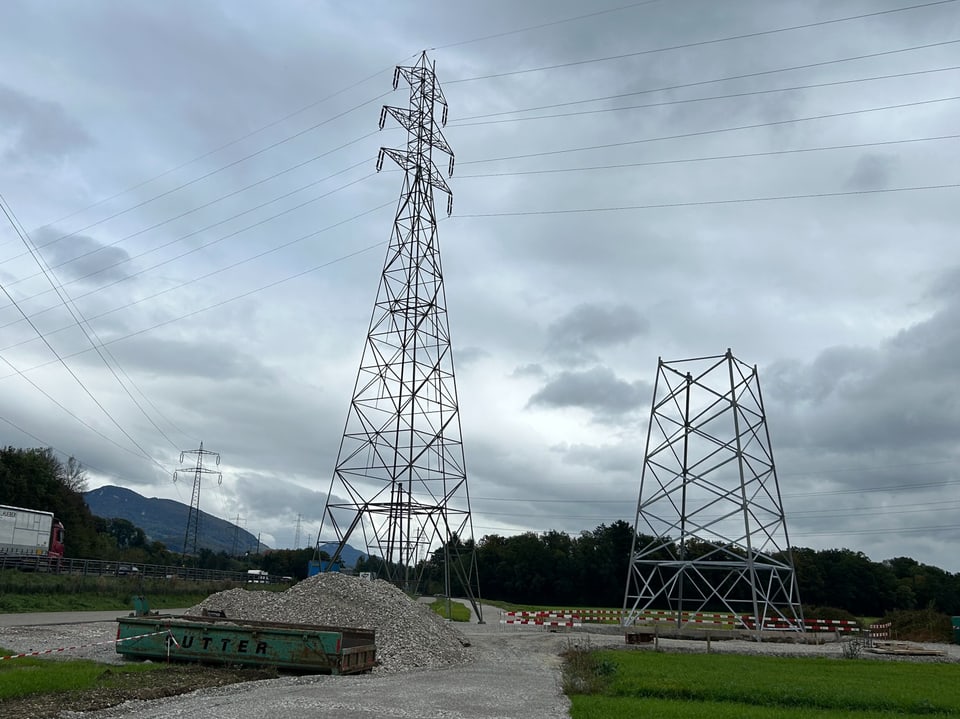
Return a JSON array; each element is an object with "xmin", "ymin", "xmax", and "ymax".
[
  {"xmin": 500, "ymin": 618, "xmax": 582, "ymax": 627},
  {"xmin": 0, "ymin": 629, "xmax": 177, "ymax": 661}
]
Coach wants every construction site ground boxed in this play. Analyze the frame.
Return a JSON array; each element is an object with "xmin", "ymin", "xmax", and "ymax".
[{"xmin": 3, "ymin": 604, "xmax": 959, "ymax": 719}]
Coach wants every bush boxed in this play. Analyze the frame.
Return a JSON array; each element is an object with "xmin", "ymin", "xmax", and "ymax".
[
  {"xmin": 561, "ymin": 641, "xmax": 616, "ymax": 696},
  {"xmin": 802, "ymin": 605, "xmax": 861, "ymax": 624},
  {"xmin": 884, "ymin": 606, "xmax": 952, "ymax": 643}
]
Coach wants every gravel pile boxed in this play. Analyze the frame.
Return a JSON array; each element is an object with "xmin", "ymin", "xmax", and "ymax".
[{"xmin": 185, "ymin": 573, "xmax": 470, "ymax": 673}]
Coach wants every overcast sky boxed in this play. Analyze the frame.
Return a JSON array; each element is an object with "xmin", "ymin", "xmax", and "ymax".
[{"xmin": 1, "ymin": 0, "xmax": 958, "ymax": 574}]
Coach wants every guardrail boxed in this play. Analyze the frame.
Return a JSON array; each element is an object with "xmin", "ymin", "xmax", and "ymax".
[
  {"xmin": 0, "ymin": 555, "xmax": 285, "ymax": 584},
  {"xmin": 503, "ymin": 608, "xmax": 864, "ymax": 634}
]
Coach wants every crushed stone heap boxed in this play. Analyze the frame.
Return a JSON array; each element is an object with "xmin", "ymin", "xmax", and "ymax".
[{"xmin": 186, "ymin": 573, "xmax": 470, "ymax": 673}]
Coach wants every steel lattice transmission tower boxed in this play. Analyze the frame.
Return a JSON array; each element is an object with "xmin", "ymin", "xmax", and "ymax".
[
  {"xmin": 623, "ymin": 350, "xmax": 802, "ymax": 637},
  {"xmin": 319, "ymin": 52, "xmax": 482, "ymax": 620},
  {"xmin": 173, "ymin": 442, "xmax": 222, "ymax": 562}
]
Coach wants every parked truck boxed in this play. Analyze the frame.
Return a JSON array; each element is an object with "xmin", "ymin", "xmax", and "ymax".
[{"xmin": 0, "ymin": 504, "xmax": 65, "ymax": 560}]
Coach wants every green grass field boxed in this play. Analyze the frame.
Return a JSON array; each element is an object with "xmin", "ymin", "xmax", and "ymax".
[
  {"xmin": 567, "ymin": 650, "xmax": 960, "ymax": 718},
  {"xmin": 0, "ymin": 648, "xmax": 166, "ymax": 700},
  {"xmin": 0, "ymin": 571, "xmax": 284, "ymax": 613},
  {"xmin": 429, "ymin": 598, "xmax": 471, "ymax": 621}
]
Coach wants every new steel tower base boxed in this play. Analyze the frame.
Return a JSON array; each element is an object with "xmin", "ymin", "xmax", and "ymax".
[{"xmin": 623, "ymin": 350, "xmax": 802, "ymax": 637}]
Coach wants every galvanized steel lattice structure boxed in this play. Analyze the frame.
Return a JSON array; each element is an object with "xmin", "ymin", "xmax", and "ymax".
[
  {"xmin": 623, "ymin": 350, "xmax": 802, "ymax": 636},
  {"xmin": 319, "ymin": 53, "xmax": 481, "ymax": 620},
  {"xmin": 173, "ymin": 441, "xmax": 222, "ymax": 562}
]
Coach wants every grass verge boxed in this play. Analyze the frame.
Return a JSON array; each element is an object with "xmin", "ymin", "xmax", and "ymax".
[
  {"xmin": 0, "ymin": 649, "xmax": 164, "ymax": 700},
  {"xmin": 566, "ymin": 649, "xmax": 960, "ymax": 718},
  {"xmin": 0, "ymin": 571, "xmax": 282, "ymax": 613},
  {"xmin": 429, "ymin": 598, "xmax": 471, "ymax": 621},
  {"xmin": 0, "ymin": 650, "xmax": 274, "ymax": 718}
]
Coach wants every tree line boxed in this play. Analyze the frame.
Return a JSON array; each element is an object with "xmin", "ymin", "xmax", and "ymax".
[
  {"xmin": 3, "ymin": 445, "xmax": 958, "ymax": 616},
  {"xmin": 417, "ymin": 521, "xmax": 960, "ymax": 618}
]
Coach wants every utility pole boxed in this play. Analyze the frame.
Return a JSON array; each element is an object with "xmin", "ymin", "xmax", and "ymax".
[
  {"xmin": 294, "ymin": 514, "xmax": 302, "ymax": 549},
  {"xmin": 173, "ymin": 442, "xmax": 222, "ymax": 564},
  {"xmin": 319, "ymin": 51, "xmax": 482, "ymax": 622}
]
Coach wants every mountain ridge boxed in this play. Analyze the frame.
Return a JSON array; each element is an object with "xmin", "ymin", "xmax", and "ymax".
[{"xmin": 83, "ymin": 485, "xmax": 263, "ymax": 555}]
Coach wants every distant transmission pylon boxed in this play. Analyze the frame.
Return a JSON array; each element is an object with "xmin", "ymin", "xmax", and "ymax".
[
  {"xmin": 231, "ymin": 514, "xmax": 244, "ymax": 557},
  {"xmin": 173, "ymin": 441, "xmax": 222, "ymax": 563},
  {"xmin": 318, "ymin": 51, "xmax": 482, "ymax": 622},
  {"xmin": 623, "ymin": 350, "xmax": 802, "ymax": 638}
]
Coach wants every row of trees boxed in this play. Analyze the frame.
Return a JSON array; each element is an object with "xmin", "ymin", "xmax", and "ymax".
[{"xmin": 412, "ymin": 525, "xmax": 960, "ymax": 618}]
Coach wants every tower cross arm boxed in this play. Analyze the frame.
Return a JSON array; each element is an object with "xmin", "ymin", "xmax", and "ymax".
[
  {"xmin": 377, "ymin": 147, "xmax": 453, "ymax": 209},
  {"xmin": 380, "ymin": 105, "xmax": 417, "ymax": 133}
]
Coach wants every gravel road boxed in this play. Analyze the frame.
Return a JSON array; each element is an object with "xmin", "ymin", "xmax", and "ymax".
[{"xmin": 0, "ymin": 602, "xmax": 619, "ymax": 719}]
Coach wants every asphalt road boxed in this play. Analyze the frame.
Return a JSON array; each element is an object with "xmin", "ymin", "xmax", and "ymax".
[{"xmin": 0, "ymin": 609, "xmax": 189, "ymax": 627}]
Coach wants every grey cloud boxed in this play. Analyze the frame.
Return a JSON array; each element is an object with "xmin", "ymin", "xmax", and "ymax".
[
  {"xmin": 234, "ymin": 474, "xmax": 327, "ymax": 522},
  {"xmin": 528, "ymin": 366, "xmax": 651, "ymax": 415},
  {"xmin": 554, "ymin": 441, "xmax": 642, "ymax": 475},
  {"xmin": 845, "ymin": 153, "xmax": 898, "ymax": 190},
  {"xmin": 35, "ymin": 229, "xmax": 133, "ymax": 285},
  {"xmin": 455, "ymin": 345, "xmax": 490, "ymax": 368},
  {"xmin": 766, "ymin": 345, "xmax": 881, "ymax": 404},
  {"xmin": 546, "ymin": 303, "xmax": 648, "ymax": 366},
  {"xmin": 766, "ymin": 284, "xmax": 960, "ymax": 456},
  {"xmin": 512, "ymin": 363, "xmax": 546, "ymax": 378},
  {"xmin": 0, "ymin": 84, "xmax": 92, "ymax": 161},
  {"xmin": 107, "ymin": 337, "xmax": 278, "ymax": 381},
  {"xmin": 927, "ymin": 266, "xmax": 960, "ymax": 301}
]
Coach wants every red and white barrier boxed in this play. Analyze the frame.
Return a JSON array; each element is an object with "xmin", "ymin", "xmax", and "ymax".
[
  {"xmin": 0, "ymin": 629, "xmax": 177, "ymax": 661},
  {"xmin": 499, "ymin": 611, "xmax": 582, "ymax": 628}
]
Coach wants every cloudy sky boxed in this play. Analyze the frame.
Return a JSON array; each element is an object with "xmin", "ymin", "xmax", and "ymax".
[{"xmin": 1, "ymin": 0, "xmax": 958, "ymax": 573}]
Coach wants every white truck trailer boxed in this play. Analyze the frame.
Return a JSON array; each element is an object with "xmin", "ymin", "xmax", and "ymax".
[{"xmin": 0, "ymin": 504, "xmax": 65, "ymax": 558}]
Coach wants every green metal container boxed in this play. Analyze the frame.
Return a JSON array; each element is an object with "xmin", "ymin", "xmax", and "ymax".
[
  {"xmin": 116, "ymin": 614, "xmax": 376, "ymax": 674},
  {"xmin": 952, "ymin": 616, "xmax": 960, "ymax": 645}
]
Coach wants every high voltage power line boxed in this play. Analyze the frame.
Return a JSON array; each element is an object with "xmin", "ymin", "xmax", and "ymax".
[
  {"xmin": 4, "ymin": 90, "xmax": 954, "ymax": 331},
  {"xmin": 446, "ymin": 0, "xmax": 959, "ymax": 83},
  {"xmin": 454, "ymin": 183, "xmax": 960, "ymax": 218},
  {"xmin": 2, "ymin": 174, "xmax": 957, "ymax": 375},
  {"xmin": 449, "ymin": 65, "xmax": 960, "ymax": 128},
  {"xmin": 457, "ymin": 134, "xmax": 960, "ymax": 179},
  {"xmin": 5, "ymin": 38, "xmax": 947, "ymax": 293},
  {"xmin": 0, "ymin": 169, "xmax": 379, "ymax": 322},
  {"xmin": 453, "ymin": 39, "xmax": 960, "ymax": 121},
  {"xmin": 458, "ymin": 95, "xmax": 960, "ymax": 165},
  {"xmin": 5, "ymin": 127, "xmax": 389, "ymax": 264},
  {"xmin": 8, "ymin": 59, "xmax": 948, "ymax": 298},
  {"xmin": 19, "ymin": 30, "xmax": 954, "ymax": 264},
  {"xmin": 431, "ymin": 0, "xmax": 664, "ymax": 50},
  {"xmin": 0, "ymin": 196, "xmax": 175, "ymax": 469},
  {"xmin": 34, "ymin": 76, "xmax": 399, "ymax": 234},
  {"xmin": 0, "ymin": 203, "xmax": 395, "ymax": 371}
]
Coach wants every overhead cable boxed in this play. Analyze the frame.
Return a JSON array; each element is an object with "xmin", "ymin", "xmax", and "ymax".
[
  {"xmin": 447, "ymin": 0, "xmax": 959, "ymax": 83},
  {"xmin": 459, "ymin": 95, "xmax": 960, "ymax": 165}
]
